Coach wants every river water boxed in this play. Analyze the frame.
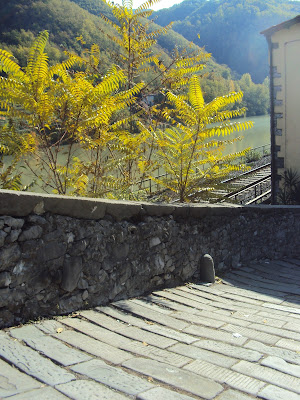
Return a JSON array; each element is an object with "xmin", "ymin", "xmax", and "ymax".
[
  {"xmin": 229, "ymin": 114, "xmax": 270, "ymax": 153},
  {"xmin": 2, "ymin": 114, "xmax": 270, "ymax": 191}
]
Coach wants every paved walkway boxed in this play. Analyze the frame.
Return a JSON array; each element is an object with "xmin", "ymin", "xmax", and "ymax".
[{"xmin": 1, "ymin": 258, "xmax": 300, "ymax": 400}]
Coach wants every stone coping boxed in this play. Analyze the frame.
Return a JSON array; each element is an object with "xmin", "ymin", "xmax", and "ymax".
[{"xmin": 1, "ymin": 190, "xmax": 300, "ymax": 221}]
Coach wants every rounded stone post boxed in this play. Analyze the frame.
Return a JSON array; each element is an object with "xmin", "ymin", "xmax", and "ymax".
[{"xmin": 200, "ymin": 254, "xmax": 215, "ymax": 283}]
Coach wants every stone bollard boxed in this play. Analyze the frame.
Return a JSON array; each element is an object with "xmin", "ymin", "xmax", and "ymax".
[{"xmin": 200, "ymin": 254, "xmax": 215, "ymax": 283}]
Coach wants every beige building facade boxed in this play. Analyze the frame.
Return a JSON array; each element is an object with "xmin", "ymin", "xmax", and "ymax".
[{"xmin": 262, "ymin": 16, "xmax": 300, "ymax": 203}]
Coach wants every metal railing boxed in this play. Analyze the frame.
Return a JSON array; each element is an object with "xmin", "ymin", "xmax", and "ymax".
[
  {"xmin": 135, "ymin": 167, "xmax": 169, "ymax": 194},
  {"xmin": 218, "ymin": 163, "xmax": 271, "ymax": 204},
  {"xmin": 133, "ymin": 143, "xmax": 271, "ymax": 195},
  {"xmin": 243, "ymin": 143, "xmax": 271, "ymax": 161},
  {"xmin": 226, "ymin": 174, "xmax": 271, "ymax": 204}
]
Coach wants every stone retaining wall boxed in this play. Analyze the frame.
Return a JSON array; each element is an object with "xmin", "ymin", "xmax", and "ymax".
[{"xmin": 1, "ymin": 189, "xmax": 300, "ymax": 328}]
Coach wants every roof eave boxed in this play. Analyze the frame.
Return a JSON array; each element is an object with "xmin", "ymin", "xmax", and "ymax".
[{"xmin": 261, "ymin": 15, "xmax": 300, "ymax": 37}]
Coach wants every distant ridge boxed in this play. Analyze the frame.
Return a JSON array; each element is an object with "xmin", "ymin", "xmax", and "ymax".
[{"xmin": 154, "ymin": 0, "xmax": 300, "ymax": 82}]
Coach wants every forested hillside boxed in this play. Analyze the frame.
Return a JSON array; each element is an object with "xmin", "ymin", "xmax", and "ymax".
[
  {"xmin": 0, "ymin": 0, "xmax": 118, "ymax": 72},
  {"xmin": 0, "ymin": 3, "xmax": 254, "ymax": 201},
  {"xmin": 154, "ymin": 0, "xmax": 300, "ymax": 83},
  {"xmin": 0, "ymin": 0, "xmax": 270, "ymax": 114},
  {"xmin": 0, "ymin": 1, "xmax": 238, "ymax": 101}
]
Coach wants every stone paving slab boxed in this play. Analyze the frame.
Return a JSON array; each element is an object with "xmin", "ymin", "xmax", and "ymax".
[
  {"xmin": 182, "ymin": 284, "xmax": 265, "ymax": 306},
  {"xmin": 193, "ymin": 339, "xmax": 263, "ymax": 361},
  {"xmin": 286, "ymin": 258, "xmax": 300, "ymax": 266},
  {"xmin": 0, "ymin": 358, "xmax": 41, "ymax": 398},
  {"xmin": 201, "ymin": 297, "xmax": 261, "ymax": 315},
  {"xmin": 205, "ymin": 282, "xmax": 285, "ymax": 304},
  {"xmin": 289, "ymin": 313, "xmax": 300, "ymax": 320},
  {"xmin": 184, "ymin": 359, "xmax": 265, "ymax": 396},
  {"xmin": 149, "ymin": 294, "xmax": 252, "ymax": 327},
  {"xmin": 53, "ymin": 329, "xmax": 132, "ymax": 364},
  {"xmin": 248, "ymin": 321, "xmax": 300, "ymax": 340},
  {"xmin": 175, "ymin": 286, "xmax": 237, "ymax": 306},
  {"xmin": 0, "ymin": 332, "xmax": 75, "ymax": 386},
  {"xmin": 282, "ymin": 299, "xmax": 300, "ymax": 308},
  {"xmin": 152, "ymin": 289, "xmax": 220, "ymax": 313},
  {"xmin": 200, "ymin": 288, "xmax": 264, "ymax": 306},
  {"xmin": 169, "ymin": 287, "xmax": 259, "ymax": 315},
  {"xmin": 261, "ymin": 356, "xmax": 300, "ymax": 377},
  {"xmin": 169, "ymin": 343, "xmax": 238, "ymax": 368},
  {"xmin": 63, "ymin": 317, "xmax": 191, "ymax": 367},
  {"xmin": 221, "ymin": 323, "xmax": 280, "ymax": 345},
  {"xmin": 245, "ymin": 339, "xmax": 300, "ymax": 365},
  {"xmin": 230, "ymin": 267, "xmax": 300, "ymax": 285},
  {"xmin": 136, "ymin": 387, "xmax": 197, "ymax": 400},
  {"xmin": 223, "ymin": 273, "xmax": 300, "ymax": 296},
  {"xmin": 262, "ymin": 301, "xmax": 300, "ymax": 314},
  {"xmin": 225, "ymin": 270, "xmax": 300, "ymax": 293},
  {"xmin": 113, "ymin": 299, "xmax": 189, "ymax": 330},
  {"xmin": 284, "ymin": 321, "xmax": 300, "ymax": 332},
  {"xmin": 214, "ymin": 389, "xmax": 255, "ymax": 400},
  {"xmin": 250, "ymin": 262, "xmax": 300, "ymax": 280},
  {"xmin": 241, "ymin": 266, "xmax": 299, "ymax": 285},
  {"xmin": 71, "ymin": 359, "xmax": 155, "ymax": 396},
  {"xmin": 130, "ymin": 298, "xmax": 174, "ymax": 315},
  {"xmin": 184, "ymin": 325, "xmax": 248, "ymax": 345},
  {"xmin": 188, "ymin": 308, "xmax": 252, "ymax": 328},
  {"xmin": 7, "ymin": 387, "xmax": 69, "ymax": 400},
  {"xmin": 123, "ymin": 357, "xmax": 223, "ymax": 399},
  {"xmin": 168, "ymin": 310, "xmax": 225, "ymax": 328},
  {"xmin": 36, "ymin": 319, "xmax": 66, "ymax": 334},
  {"xmin": 284, "ymin": 295, "xmax": 300, "ymax": 304},
  {"xmin": 79, "ymin": 310, "xmax": 177, "ymax": 348},
  {"xmin": 10, "ymin": 324, "xmax": 92, "ymax": 366},
  {"xmin": 258, "ymin": 259, "xmax": 300, "ymax": 276},
  {"xmin": 275, "ymin": 337, "xmax": 300, "ymax": 352},
  {"xmin": 146, "ymin": 294, "xmax": 206, "ymax": 315},
  {"xmin": 258, "ymin": 384, "xmax": 300, "ymax": 400},
  {"xmin": 1, "ymin": 258, "xmax": 300, "ymax": 400},
  {"xmin": 59, "ymin": 316, "xmax": 134, "ymax": 348},
  {"xmin": 56, "ymin": 379, "xmax": 130, "ymax": 400},
  {"xmin": 184, "ymin": 284, "xmax": 270, "ymax": 309},
  {"xmin": 256, "ymin": 309, "xmax": 298, "ymax": 324},
  {"xmin": 232, "ymin": 360, "xmax": 300, "ymax": 393},
  {"xmin": 220, "ymin": 278, "xmax": 294, "ymax": 302},
  {"xmin": 99, "ymin": 305, "xmax": 198, "ymax": 344},
  {"xmin": 230, "ymin": 310, "xmax": 286, "ymax": 327},
  {"xmin": 121, "ymin": 339, "xmax": 192, "ymax": 367}
]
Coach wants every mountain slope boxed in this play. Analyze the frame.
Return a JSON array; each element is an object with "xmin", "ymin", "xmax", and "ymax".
[
  {"xmin": 0, "ymin": 0, "xmax": 269, "ymax": 115},
  {"xmin": 0, "ymin": 0, "xmax": 120, "ymax": 71},
  {"xmin": 154, "ymin": 0, "xmax": 300, "ymax": 82},
  {"xmin": 0, "ymin": 0, "xmax": 233, "ymax": 87},
  {"xmin": 0, "ymin": 0, "xmax": 223, "ymax": 72}
]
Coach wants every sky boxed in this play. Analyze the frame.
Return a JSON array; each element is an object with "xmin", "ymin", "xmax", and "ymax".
[{"xmin": 112, "ymin": 0, "xmax": 185, "ymax": 11}]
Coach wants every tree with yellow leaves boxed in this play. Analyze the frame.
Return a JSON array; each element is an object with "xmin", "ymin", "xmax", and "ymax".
[
  {"xmin": 100, "ymin": 0, "xmax": 210, "ymax": 184},
  {"xmin": 0, "ymin": 31, "xmax": 142, "ymax": 196},
  {"xmin": 0, "ymin": 0, "xmax": 252, "ymax": 202},
  {"xmin": 148, "ymin": 75, "xmax": 252, "ymax": 202}
]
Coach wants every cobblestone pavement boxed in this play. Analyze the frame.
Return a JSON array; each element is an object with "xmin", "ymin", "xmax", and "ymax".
[{"xmin": 1, "ymin": 258, "xmax": 300, "ymax": 400}]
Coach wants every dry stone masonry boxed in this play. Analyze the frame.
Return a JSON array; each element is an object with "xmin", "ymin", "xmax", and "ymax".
[{"xmin": 0, "ymin": 189, "xmax": 299, "ymax": 328}]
